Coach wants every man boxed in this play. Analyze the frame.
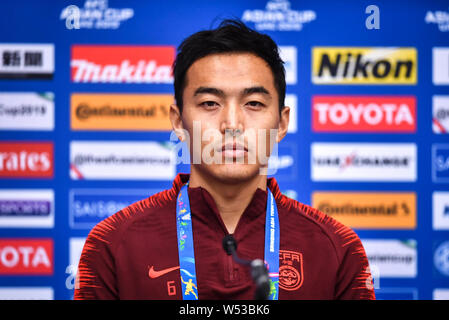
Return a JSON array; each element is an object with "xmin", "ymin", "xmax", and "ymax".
[{"xmin": 75, "ymin": 20, "xmax": 375, "ymax": 300}]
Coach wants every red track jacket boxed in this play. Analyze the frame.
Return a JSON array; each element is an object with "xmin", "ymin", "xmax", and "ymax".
[{"xmin": 75, "ymin": 173, "xmax": 375, "ymax": 300}]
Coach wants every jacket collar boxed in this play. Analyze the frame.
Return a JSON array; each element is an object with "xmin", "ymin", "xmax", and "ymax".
[{"xmin": 170, "ymin": 173, "xmax": 282, "ymax": 235}]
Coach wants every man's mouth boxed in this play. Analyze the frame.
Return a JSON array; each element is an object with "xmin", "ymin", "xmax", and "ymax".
[{"xmin": 219, "ymin": 143, "xmax": 248, "ymax": 158}]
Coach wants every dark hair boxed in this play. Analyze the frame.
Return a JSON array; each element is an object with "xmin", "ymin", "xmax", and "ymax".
[{"xmin": 173, "ymin": 19, "xmax": 286, "ymax": 114}]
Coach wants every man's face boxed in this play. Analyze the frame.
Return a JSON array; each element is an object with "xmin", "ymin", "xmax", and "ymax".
[{"xmin": 171, "ymin": 52, "xmax": 289, "ymax": 183}]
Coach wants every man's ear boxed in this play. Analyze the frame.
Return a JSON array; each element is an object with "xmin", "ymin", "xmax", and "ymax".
[
  {"xmin": 277, "ymin": 106, "xmax": 290, "ymax": 143},
  {"xmin": 169, "ymin": 104, "xmax": 185, "ymax": 141}
]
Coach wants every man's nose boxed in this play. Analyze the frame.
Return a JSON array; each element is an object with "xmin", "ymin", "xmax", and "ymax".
[{"xmin": 220, "ymin": 101, "xmax": 244, "ymax": 134}]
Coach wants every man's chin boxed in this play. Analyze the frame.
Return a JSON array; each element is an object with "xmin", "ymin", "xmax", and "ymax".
[{"xmin": 196, "ymin": 163, "xmax": 263, "ymax": 184}]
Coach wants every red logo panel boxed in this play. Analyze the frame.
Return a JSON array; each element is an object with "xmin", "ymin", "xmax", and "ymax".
[
  {"xmin": 0, "ymin": 142, "xmax": 53, "ymax": 178},
  {"xmin": 312, "ymin": 95, "xmax": 416, "ymax": 132},
  {"xmin": 71, "ymin": 45, "xmax": 175, "ymax": 83},
  {"xmin": 0, "ymin": 239, "xmax": 54, "ymax": 275}
]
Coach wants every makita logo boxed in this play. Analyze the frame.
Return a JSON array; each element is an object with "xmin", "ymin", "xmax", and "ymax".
[
  {"xmin": 312, "ymin": 47, "xmax": 417, "ymax": 84},
  {"xmin": 0, "ymin": 142, "xmax": 53, "ymax": 178},
  {"xmin": 71, "ymin": 45, "xmax": 175, "ymax": 83},
  {"xmin": 71, "ymin": 59, "xmax": 172, "ymax": 83},
  {"xmin": 0, "ymin": 239, "xmax": 53, "ymax": 275},
  {"xmin": 313, "ymin": 96, "xmax": 416, "ymax": 132}
]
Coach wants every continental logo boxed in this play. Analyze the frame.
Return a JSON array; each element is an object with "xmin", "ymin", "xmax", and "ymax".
[
  {"xmin": 71, "ymin": 94, "xmax": 172, "ymax": 131},
  {"xmin": 312, "ymin": 47, "xmax": 417, "ymax": 84},
  {"xmin": 312, "ymin": 192, "xmax": 416, "ymax": 229}
]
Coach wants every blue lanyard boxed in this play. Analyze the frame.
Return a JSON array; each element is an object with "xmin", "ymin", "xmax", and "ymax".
[{"xmin": 176, "ymin": 183, "xmax": 280, "ymax": 300}]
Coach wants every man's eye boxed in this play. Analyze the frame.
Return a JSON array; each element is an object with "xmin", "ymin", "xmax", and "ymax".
[
  {"xmin": 199, "ymin": 101, "xmax": 219, "ymax": 108},
  {"xmin": 246, "ymin": 101, "xmax": 264, "ymax": 108}
]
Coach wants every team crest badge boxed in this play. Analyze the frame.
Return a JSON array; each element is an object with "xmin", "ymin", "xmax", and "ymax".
[{"xmin": 279, "ymin": 250, "xmax": 304, "ymax": 291}]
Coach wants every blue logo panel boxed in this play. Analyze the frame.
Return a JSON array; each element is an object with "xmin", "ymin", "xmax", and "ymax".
[{"xmin": 69, "ymin": 189, "xmax": 161, "ymax": 229}]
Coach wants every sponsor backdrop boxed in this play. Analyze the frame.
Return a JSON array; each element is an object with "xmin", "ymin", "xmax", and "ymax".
[{"xmin": 0, "ymin": 0, "xmax": 448, "ymax": 300}]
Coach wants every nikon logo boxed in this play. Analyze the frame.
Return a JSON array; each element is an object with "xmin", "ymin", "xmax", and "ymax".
[{"xmin": 312, "ymin": 47, "xmax": 417, "ymax": 84}]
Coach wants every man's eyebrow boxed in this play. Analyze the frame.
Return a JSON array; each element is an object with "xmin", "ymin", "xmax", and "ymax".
[
  {"xmin": 193, "ymin": 86, "xmax": 271, "ymax": 97},
  {"xmin": 242, "ymin": 86, "xmax": 270, "ymax": 96},
  {"xmin": 193, "ymin": 87, "xmax": 225, "ymax": 96}
]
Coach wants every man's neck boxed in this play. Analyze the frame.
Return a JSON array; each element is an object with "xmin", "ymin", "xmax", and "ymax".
[{"xmin": 188, "ymin": 166, "xmax": 267, "ymax": 234}]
